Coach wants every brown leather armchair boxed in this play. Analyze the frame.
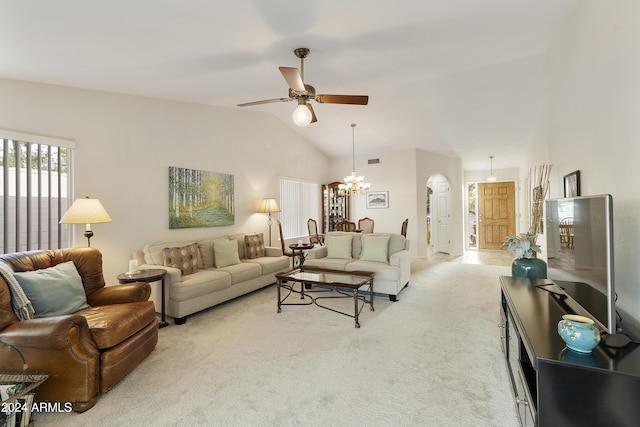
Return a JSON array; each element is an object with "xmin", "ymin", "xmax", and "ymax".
[{"xmin": 0, "ymin": 247, "xmax": 158, "ymax": 412}]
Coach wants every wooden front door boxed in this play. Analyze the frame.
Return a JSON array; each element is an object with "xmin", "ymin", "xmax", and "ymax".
[{"xmin": 478, "ymin": 182, "xmax": 516, "ymax": 250}]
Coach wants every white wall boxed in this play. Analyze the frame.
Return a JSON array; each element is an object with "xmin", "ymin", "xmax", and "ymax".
[
  {"xmin": 0, "ymin": 78, "xmax": 330, "ymax": 282},
  {"xmin": 329, "ymin": 149, "xmax": 463, "ymax": 258},
  {"xmin": 542, "ymin": 1, "xmax": 640, "ymax": 329},
  {"xmin": 330, "ymin": 149, "xmax": 417, "ymax": 249}
]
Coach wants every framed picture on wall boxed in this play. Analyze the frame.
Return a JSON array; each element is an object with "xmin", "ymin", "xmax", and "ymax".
[
  {"xmin": 564, "ymin": 170, "xmax": 581, "ymax": 197},
  {"xmin": 366, "ymin": 191, "xmax": 389, "ymax": 209}
]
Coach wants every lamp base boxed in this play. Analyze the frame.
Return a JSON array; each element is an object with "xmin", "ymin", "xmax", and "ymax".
[{"xmin": 84, "ymin": 230, "xmax": 94, "ymax": 247}]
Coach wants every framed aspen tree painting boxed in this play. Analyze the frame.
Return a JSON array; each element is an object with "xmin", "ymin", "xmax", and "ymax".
[{"xmin": 168, "ymin": 166, "xmax": 234, "ymax": 229}]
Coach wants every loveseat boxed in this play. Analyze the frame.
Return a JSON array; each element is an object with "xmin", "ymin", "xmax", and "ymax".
[
  {"xmin": 0, "ymin": 247, "xmax": 158, "ymax": 412},
  {"xmin": 304, "ymin": 231, "xmax": 410, "ymax": 301},
  {"xmin": 136, "ymin": 233, "xmax": 290, "ymax": 325}
]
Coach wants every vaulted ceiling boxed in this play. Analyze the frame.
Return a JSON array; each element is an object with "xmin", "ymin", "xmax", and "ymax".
[{"xmin": 0, "ymin": 0, "xmax": 579, "ymax": 170}]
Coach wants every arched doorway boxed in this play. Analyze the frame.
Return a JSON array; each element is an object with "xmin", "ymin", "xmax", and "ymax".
[{"xmin": 427, "ymin": 174, "xmax": 452, "ymax": 254}]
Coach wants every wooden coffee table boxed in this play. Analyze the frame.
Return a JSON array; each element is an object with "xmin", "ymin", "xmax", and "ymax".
[{"xmin": 275, "ymin": 266, "xmax": 374, "ymax": 328}]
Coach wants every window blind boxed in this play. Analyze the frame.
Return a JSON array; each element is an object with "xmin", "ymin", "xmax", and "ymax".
[
  {"xmin": 279, "ymin": 178, "xmax": 319, "ymax": 240},
  {"xmin": 1, "ymin": 136, "xmax": 72, "ymax": 253}
]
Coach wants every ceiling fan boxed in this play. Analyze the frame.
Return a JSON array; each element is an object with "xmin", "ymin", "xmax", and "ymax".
[{"xmin": 237, "ymin": 48, "xmax": 369, "ymax": 127}]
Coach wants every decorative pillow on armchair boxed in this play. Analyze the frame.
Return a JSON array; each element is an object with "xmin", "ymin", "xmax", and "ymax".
[
  {"xmin": 13, "ymin": 261, "xmax": 90, "ymax": 318},
  {"xmin": 163, "ymin": 243, "xmax": 202, "ymax": 276},
  {"xmin": 244, "ymin": 233, "xmax": 266, "ymax": 259}
]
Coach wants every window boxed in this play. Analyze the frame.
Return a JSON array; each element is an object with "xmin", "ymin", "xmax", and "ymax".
[
  {"xmin": 1, "ymin": 131, "xmax": 74, "ymax": 253},
  {"xmin": 279, "ymin": 178, "xmax": 319, "ymax": 240}
]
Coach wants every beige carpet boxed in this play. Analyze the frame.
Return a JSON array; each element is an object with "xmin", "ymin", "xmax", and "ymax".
[{"xmin": 37, "ymin": 259, "xmax": 519, "ymax": 426}]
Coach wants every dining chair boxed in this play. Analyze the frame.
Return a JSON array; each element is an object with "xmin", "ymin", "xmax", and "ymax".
[
  {"xmin": 358, "ymin": 217, "xmax": 375, "ymax": 233},
  {"xmin": 307, "ymin": 218, "xmax": 324, "ymax": 245},
  {"xmin": 401, "ymin": 218, "xmax": 408, "ymax": 237},
  {"xmin": 336, "ymin": 220, "xmax": 357, "ymax": 232},
  {"xmin": 559, "ymin": 217, "xmax": 574, "ymax": 248},
  {"xmin": 277, "ymin": 220, "xmax": 294, "ymax": 262}
]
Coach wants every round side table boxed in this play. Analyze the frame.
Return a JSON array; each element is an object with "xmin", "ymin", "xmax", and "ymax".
[
  {"xmin": 289, "ymin": 243, "xmax": 314, "ymax": 268},
  {"xmin": 117, "ymin": 268, "xmax": 168, "ymax": 328}
]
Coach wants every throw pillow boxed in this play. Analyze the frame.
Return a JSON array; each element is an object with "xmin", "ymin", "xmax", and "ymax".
[
  {"xmin": 163, "ymin": 243, "xmax": 202, "ymax": 276},
  {"xmin": 326, "ymin": 234, "xmax": 353, "ymax": 259},
  {"xmin": 244, "ymin": 233, "xmax": 266, "ymax": 259},
  {"xmin": 13, "ymin": 261, "xmax": 89, "ymax": 318},
  {"xmin": 360, "ymin": 234, "xmax": 390, "ymax": 263},
  {"xmin": 213, "ymin": 238, "xmax": 241, "ymax": 268}
]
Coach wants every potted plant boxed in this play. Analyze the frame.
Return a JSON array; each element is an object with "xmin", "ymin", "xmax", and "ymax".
[
  {"xmin": 501, "ymin": 228, "xmax": 547, "ymax": 278},
  {"xmin": 501, "ymin": 164, "xmax": 552, "ymax": 279}
]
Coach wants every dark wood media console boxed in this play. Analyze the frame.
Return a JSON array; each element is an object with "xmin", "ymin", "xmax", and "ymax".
[{"xmin": 500, "ymin": 276, "xmax": 640, "ymax": 427}]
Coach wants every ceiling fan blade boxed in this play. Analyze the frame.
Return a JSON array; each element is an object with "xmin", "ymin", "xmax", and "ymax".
[
  {"xmin": 315, "ymin": 94, "xmax": 369, "ymax": 105},
  {"xmin": 279, "ymin": 67, "xmax": 305, "ymax": 92},
  {"xmin": 237, "ymin": 98, "xmax": 292, "ymax": 107},
  {"xmin": 307, "ymin": 104, "xmax": 318, "ymax": 123}
]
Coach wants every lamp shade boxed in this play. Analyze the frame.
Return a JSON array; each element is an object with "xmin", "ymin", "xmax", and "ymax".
[
  {"xmin": 257, "ymin": 198, "xmax": 281, "ymax": 214},
  {"xmin": 60, "ymin": 197, "xmax": 112, "ymax": 225}
]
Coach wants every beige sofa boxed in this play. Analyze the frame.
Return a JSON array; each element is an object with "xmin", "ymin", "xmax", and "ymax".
[
  {"xmin": 136, "ymin": 233, "xmax": 290, "ymax": 324},
  {"xmin": 304, "ymin": 231, "xmax": 410, "ymax": 301}
]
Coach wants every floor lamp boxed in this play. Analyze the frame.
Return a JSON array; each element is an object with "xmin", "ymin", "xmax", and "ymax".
[
  {"xmin": 257, "ymin": 198, "xmax": 280, "ymax": 246},
  {"xmin": 60, "ymin": 196, "xmax": 112, "ymax": 247}
]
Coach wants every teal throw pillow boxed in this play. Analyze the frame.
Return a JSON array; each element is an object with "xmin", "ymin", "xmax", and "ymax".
[
  {"xmin": 360, "ymin": 234, "xmax": 390, "ymax": 263},
  {"xmin": 213, "ymin": 238, "xmax": 241, "ymax": 268},
  {"xmin": 326, "ymin": 234, "xmax": 353, "ymax": 259},
  {"xmin": 13, "ymin": 261, "xmax": 89, "ymax": 318}
]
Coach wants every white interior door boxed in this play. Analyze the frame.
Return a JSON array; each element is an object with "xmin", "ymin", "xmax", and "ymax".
[{"xmin": 436, "ymin": 181, "xmax": 451, "ymax": 254}]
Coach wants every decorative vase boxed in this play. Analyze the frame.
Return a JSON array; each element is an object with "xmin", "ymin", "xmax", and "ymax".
[
  {"xmin": 511, "ymin": 257, "xmax": 547, "ymax": 279},
  {"xmin": 557, "ymin": 314, "xmax": 601, "ymax": 353}
]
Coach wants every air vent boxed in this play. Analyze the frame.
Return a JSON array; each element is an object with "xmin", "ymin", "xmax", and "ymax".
[{"xmin": 368, "ymin": 158, "xmax": 380, "ymax": 165}]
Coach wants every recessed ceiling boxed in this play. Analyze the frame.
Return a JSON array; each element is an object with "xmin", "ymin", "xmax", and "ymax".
[{"xmin": 0, "ymin": 0, "xmax": 579, "ymax": 170}]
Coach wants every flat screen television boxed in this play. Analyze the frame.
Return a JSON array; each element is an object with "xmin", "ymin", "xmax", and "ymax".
[{"xmin": 546, "ymin": 194, "xmax": 616, "ymax": 335}]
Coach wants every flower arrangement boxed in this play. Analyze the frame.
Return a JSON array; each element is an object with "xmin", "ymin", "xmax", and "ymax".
[{"xmin": 501, "ymin": 229, "xmax": 541, "ymax": 259}]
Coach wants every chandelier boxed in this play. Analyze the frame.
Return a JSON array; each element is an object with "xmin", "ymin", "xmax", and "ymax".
[{"xmin": 338, "ymin": 123, "xmax": 370, "ymax": 195}]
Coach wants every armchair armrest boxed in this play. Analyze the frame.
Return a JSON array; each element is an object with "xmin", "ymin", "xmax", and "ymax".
[
  {"xmin": 87, "ymin": 282, "xmax": 151, "ymax": 306},
  {"xmin": 0, "ymin": 314, "xmax": 95, "ymax": 351}
]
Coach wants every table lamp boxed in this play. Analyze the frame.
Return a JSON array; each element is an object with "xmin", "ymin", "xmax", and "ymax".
[{"xmin": 60, "ymin": 196, "xmax": 112, "ymax": 247}]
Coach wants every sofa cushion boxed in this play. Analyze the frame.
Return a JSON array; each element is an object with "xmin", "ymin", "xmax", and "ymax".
[
  {"xmin": 388, "ymin": 234, "xmax": 407, "ymax": 255},
  {"xmin": 229, "ymin": 233, "xmax": 248, "ymax": 259},
  {"xmin": 243, "ymin": 256, "xmax": 290, "ymax": 276},
  {"xmin": 78, "ymin": 301, "xmax": 157, "ymax": 349},
  {"xmin": 213, "ymin": 238, "xmax": 241, "ymax": 268},
  {"xmin": 172, "ymin": 269, "xmax": 232, "ymax": 301},
  {"xmin": 218, "ymin": 262, "xmax": 262, "ymax": 283},
  {"xmin": 360, "ymin": 234, "xmax": 390, "ymax": 263},
  {"xmin": 244, "ymin": 233, "xmax": 266, "ymax": 259},
  {"xmin": 326, "ymin": 234, "xmax": 353, "ymax": 259},
  {"xmin": 303, "ymin": 258, "xmax": 351, "ymax": 271},
  {"xmin": 162, "ymin": 243, "xmax": 201, "ymax": 276},
  {"xmin": 13, "ymin": 261, "xmax": 90, "ymax": 318},
  {"xmin": 197, "ymin": 238, "xmax": 219, "ymax": 269},
  {"xmin": 346, "ymin": 260, "xmax": 400, "ymax": 282}
]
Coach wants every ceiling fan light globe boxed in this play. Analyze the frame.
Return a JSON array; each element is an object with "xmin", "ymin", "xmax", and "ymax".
[{"xmin": 292, "ymin": 105, "xmax": 312, "ymax": 127}]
